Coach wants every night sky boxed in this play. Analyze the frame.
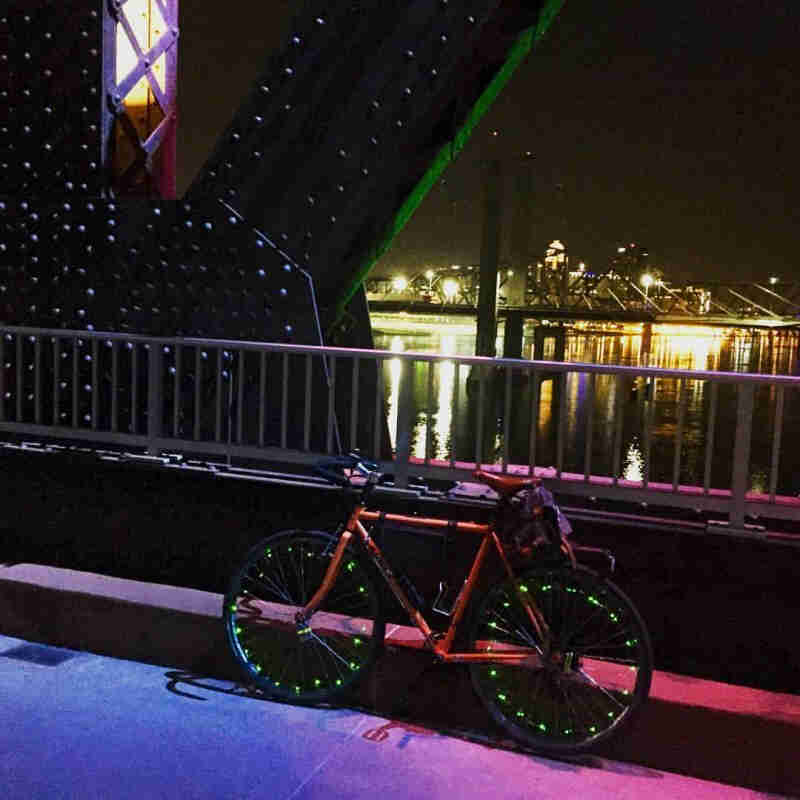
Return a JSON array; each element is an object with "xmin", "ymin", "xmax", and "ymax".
[{"xmin": 177, "ymin": 1, "xmax": 798, "ymax": 282}]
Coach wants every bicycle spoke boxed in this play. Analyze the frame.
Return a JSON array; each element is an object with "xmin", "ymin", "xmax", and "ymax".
[
  {"xmin": 307, "ymin": 637, "xmax": 333, "ymax": 690},
  {"xmin": 309, "ymin": 631, "xmax": 353, "ymax": 671},
  {"xmin": 545, "ymin": 577, "xmax": 555, "ymax": 633},
  {"xmin": 243, "ymin": 571, "xmax": 293, "ymax": 604},
  {"xmin": 275, "ymin": 643, "xmax": 299, "ymax": 689},
  {"xmin": 487, "ymin": 607, "xmax": 540, "ymax": 649},
  {"xmin": 271, "ymin": 546, "xmax": 293, "ymax": 601},
  {"xmin": 299, "ymin": 546, "xmax": 308, "ymax": 605},
  {"xmin": 559, "ymin": 679, "xmax": 591, "ymax": 736},
  {"xmin": 469, "ymin": 565, "xmax": 651, "ymax": 754},
  {"xmin": 225, "ymin": 532, "xmax": 383, "ymax": 703},
  {"xmin": 307, "ymin": 630, "xmax": 346, "ymax": 692},
  {"xmin": 285, "ymin": 546, "xmax": 304, "ymax": 605},
  {"xmin": 573, "ymin": 625, "xmax": 639, "ymax": 653},
  {"xmin": 324, "ymin": 587, "xmax": 371, "ymax": 611},
  {"xmin": 564, "ymin": 677, "xmax": 605, "ymax": 733},
  {"xmin": 558, "ymin": 600, "xmax": 607, "ymax": 648},
  {"xmin": 507, "ymin": 591, "xmax": 547, "ymax": 644},
  {"xmin": 297, "ymin": 633, "xmax": 308, "ymax": 692},
  {"xmin": 558, "ymin": 681, "xmax": 580, "ymax": 736},
  {"xmin": 575, "ymin": 668, "xmax": 628, "ymax": 710}
]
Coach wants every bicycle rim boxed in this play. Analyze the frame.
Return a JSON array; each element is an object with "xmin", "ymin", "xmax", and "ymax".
[
  {"xmin": 469, "ymin": 565, "xmax": 652, "ymax": 754},
  {"xmin": 224, "ymin": 530, "xmax": 384, "ymax": 703}
]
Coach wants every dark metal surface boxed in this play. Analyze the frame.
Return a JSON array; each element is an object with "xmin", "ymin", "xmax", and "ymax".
[
  {"xmin": 187, "ymin": 0, "xmax": 554, "ymax": 323},
  {"xmin": 2, "ymin": 1, "xmax": 559, "ymax": 345}
]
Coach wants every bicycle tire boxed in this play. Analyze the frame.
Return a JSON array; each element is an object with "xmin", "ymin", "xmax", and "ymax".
[
  {"xmin": 468, "ymin": 564, "xmax": 652, "ymax": 754},
  {"xmin": 224, "ymin": 530, "xmax": 385, "ymax": 703}
]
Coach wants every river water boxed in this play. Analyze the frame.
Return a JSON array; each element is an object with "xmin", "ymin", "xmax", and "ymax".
[{"xmin": 371, "ymin": 314, "xmax": 800, "ymax": 497}]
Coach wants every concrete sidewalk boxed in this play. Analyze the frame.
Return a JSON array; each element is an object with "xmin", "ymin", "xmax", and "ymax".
[
  {"xmin": 0, "ymin": 564, "xmax": 798, "ymax": 797},
  {"xmin": 0, "ymin": 633, "xmax": 786, "ymax": 800}
]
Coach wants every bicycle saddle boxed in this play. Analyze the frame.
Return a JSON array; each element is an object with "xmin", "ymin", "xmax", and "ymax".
[{"xmin": 474, "ymin": 470, "xmax": 541, "ymax": 496}]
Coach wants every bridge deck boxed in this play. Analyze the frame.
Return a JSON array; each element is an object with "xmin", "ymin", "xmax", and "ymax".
[{"xmin": 368, "ymin": 301, "xmax": 800, "ymax": 328}]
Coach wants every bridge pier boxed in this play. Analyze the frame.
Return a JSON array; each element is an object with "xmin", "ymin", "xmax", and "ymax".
[
  {"xmin": 476, "ymin": 161, "xmax": 503, "ymax": 358},
  {"xmin": 641, "ymin": 322, "xmax": 653, "ymax": 362},
  {"xmin": 502, "ymin": 312, "xmax": 525, "ymax": 359},
  {"xmin": 501, "ymin": 317, "xmax": 566, "ymax": 363},
  {"xmin": 532, "ymin": 325, "xmax": 566, "ymax": 362},
  {"xmin": 794, "ymin": 333, "xmax": 800, "ymax": 375}
]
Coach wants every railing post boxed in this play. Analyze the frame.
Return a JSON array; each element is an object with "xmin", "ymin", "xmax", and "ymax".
[
  {"xmin": 147, "ymin": 342, "xmax": 163, "ymax": 456},
  {"xmin": 0, "ymin": 334, "xmax": 4, "ymax": 423},
  {"xmin": 394, "ymin": 359, "xmax": 413, "ymax": 488},
  {"xmin": 729, "ymin": 383, "xmax": 754, "ymax": 530}
]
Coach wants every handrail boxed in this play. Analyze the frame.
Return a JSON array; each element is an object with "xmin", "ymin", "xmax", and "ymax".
[
  {"xmin": 1, "ymin": 324, "xmax": 799, "ymax": 533},
  {"xmin": 3, "ymin": 327, "xmax": 798, "ymax": 386}
]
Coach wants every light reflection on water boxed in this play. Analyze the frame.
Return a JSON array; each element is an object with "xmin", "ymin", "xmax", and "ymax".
[{"xmin": 372, "ymin": 316, "xmax": 800, "ymax": 495}]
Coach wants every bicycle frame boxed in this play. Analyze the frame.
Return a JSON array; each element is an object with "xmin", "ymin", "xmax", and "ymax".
[{"xmin": 299, "ymin": 504, "xmax": 553, "ymax": 666}]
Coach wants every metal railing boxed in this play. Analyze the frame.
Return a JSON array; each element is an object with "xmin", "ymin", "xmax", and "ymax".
[{"xmin": 1, "ymin": 324, "xmax": 799, "ymax": 531}]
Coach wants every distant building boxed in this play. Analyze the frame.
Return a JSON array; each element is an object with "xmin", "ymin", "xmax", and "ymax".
[
  {"xmin": 611, "ymin": 243, "xmax": 649, "ymax": 279},
  {"xmin": 544, "ymin": 239, "xmax": 568, "ymax": 272}
]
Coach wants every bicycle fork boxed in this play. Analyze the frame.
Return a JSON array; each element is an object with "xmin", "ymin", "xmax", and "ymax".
[
  {"xmin": 491, "ymin": 530, "xmax": 551, "ymax": 647},
  {"xmin": 294, "ymin": 528, "xmax": 354, "ymax": 632}
]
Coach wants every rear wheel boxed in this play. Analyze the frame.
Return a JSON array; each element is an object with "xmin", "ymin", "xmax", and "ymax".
[
  {"xmin": 469, "ymin": 565, "xmax": 652, "ymax": 754},
  {"xmin": 224, "ymin": 530, "xmax": 384, "ymax": 703}
]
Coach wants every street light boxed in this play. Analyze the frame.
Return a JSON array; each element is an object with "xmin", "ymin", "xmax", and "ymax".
[
  {"xmin": 769, "ymin": 276, "xmax": 779, "ymax": 285},
  {"xmin": 442, "ymin": 278, "xmax": 459, "ymax": 301},
  {"xmin": 392, "ymin": 275, "xmax": 408, "ymax": 292},
  {"xmin": 641, "ymin": 273, "xmax": 654, "ymax": 300}
]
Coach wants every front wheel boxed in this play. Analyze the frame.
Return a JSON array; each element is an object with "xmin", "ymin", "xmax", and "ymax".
[
  {"xmin": 224, "ymin": 530, "xmax": 385, "ymax": 703},
  {"xmin": 468, "ymin": 565, "xmax": 652, "ymax": 754}
]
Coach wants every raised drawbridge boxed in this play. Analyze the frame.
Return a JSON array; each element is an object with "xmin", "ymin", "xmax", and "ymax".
[
  {"xmin": 2, "ymin": 0, "xmax": 564, "ymax": 344},
  {"xmin": 1, "ymin": 0, "xmax": 564, "ymax": 452}
]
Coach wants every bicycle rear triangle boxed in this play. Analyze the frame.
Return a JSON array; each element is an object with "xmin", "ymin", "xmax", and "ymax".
[{"xmin": 223, "ymin": 454, "xmax": 652, "ymax": 754}]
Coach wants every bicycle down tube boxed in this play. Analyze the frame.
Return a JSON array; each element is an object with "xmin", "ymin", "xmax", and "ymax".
[{"xmin": 299, "ymin": 506, "xmax": 551, "ymax": 665}]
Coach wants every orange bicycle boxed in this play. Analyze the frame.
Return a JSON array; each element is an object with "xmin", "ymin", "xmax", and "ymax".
[{"xmin": 223, "ymin": 454, "xmax": 652, "ymax": 754}]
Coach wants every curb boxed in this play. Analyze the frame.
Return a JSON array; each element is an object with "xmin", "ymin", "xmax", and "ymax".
[{"xmin": 1, "ymin": 563, "xmax": 797, "ymax": 797}]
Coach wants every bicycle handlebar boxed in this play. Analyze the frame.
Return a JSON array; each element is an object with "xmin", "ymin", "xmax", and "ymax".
[{"xmin": 312, "ymin": 453, "xmax": 381, "ymax": 488}]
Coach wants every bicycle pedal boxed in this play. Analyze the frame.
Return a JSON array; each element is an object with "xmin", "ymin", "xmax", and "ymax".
[{"xmin": 432, "ymin": 581, "xmax": 458, "ymax": 617}]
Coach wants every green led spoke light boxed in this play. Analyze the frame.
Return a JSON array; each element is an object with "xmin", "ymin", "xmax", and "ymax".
[
  {"xmin": 468, "ymin": 562, "xmax": 651, "ymax": 754},
  {"xmin": 225, "ymin": 532, "xmax": 383, "ymax": 704}
]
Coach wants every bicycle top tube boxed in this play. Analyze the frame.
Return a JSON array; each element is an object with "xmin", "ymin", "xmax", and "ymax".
[{"xmin": 358, "ymin": 509, "xmax": 490, "ymax": 536}]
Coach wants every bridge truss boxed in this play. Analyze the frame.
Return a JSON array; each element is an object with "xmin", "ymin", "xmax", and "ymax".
[{"xmin": 368, "ymin": 264, "xmax": 800, "ymax": 325}]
